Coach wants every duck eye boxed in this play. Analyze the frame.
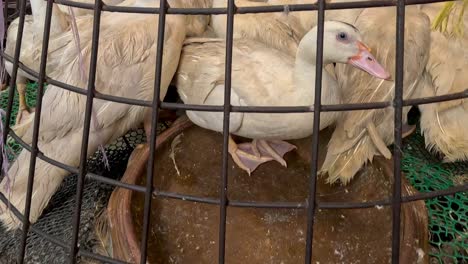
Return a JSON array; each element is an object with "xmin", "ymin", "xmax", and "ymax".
[{"xmin": 337, "ymin": 32, "xmax": 348, "ymax": 41}]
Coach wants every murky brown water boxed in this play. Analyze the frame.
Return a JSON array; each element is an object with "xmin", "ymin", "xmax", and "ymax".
[{"xmin": 130, "ymin": 125, "xmax": 418, "ymax": 264}]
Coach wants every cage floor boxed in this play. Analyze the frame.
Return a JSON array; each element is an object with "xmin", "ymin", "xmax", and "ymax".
[{"xmin": 0, "ymin": 83, "xmax": 466, "ymax": 263}]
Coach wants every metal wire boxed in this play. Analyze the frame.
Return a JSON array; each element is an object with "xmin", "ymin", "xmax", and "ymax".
[
  {"xmin": 1, "ymin": 0, "xmax": 26, "ymax": 172},
  {"xmin": 218, "ymin": 0, "xmax": 235, "ymax": 261},
  {"xmin": 391, "ymin": 0, "xmax": 406, "ymax": 261},
  {"xmin": 1, "ymin": 0, "xmax": 467, "ymax": 263},
  {"xmin": 304, "ymin": 0, "xmax": 325, "ymax": 262},
  {"xmin": 140, "ymin": 0, "xmax": 167, "ymax": 261},
  {"xmin": 15, "ymin": 0, "xmax": 54, "ymax": 262},
  {"xmin": 68, "ymin": 0, "xmax": 104, "ymax": 262},
  {"xmin": 52, "ymin": 0, "xmax": 455, "ymax": 14},
  {"xmin": 8, "ymin": 122, "xmax": 468, "ymax": 209},
  {"xmin": 2, "ymin": 52, "xmax": 467, "ymax": 113}
]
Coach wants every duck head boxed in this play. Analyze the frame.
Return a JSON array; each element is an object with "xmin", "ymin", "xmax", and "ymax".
[{"xmin": 298, "ymin": 21, "xmax": 391, "ymax": 80}]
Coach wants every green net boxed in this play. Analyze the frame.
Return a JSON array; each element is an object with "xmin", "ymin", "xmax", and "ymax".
[
  {"xmin": 0, "ymin": 83, "xmax": 466, "ymax": 263},
  {"xmin": 402, "ymin": 127, "xmax": 467, "ymax": 263}
]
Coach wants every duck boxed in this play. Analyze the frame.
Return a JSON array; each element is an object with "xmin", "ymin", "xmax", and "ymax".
[
  {"xmin": 3, "ymin": 0, "xmax": 70, "ymax": 126},
  {"xmin": 208, "ymin": 0, "xmax": 349, "ymax": 100},
  {"xmin": 318, "ymin": 7, "xmax": 431, "ymax": 184},
  {"xmin": 431, "ymin": 0, "xmax": 467, "ymax": 37},
  {"xmin": 414, "ymin": 2, "xmax": 468, "ymax": 162},
  {"xmin": 4, "ymin": 0, "xmax": 210, "ymax": 132},
  {"xmin": 0, "ymin": 0, "xmax": 189, "ymax": 230},
  {"xmin": 175, "ymin": 21, "xmax": 390, "ymax": 175},
  {"xmin": 210, "ymin": 0, "xmax": 306, "ymax": 56},
  {"xmin": 55, "ymin": 0, "xmax": 125, "ymax": 17}
]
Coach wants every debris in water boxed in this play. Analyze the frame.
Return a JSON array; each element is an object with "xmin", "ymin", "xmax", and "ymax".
[
  {"xmin": 169, "ymin": 133, "xmax": 184, "ymax": 176},
  {"xmin": 416, "ymin": 248, "xmax": 425, "ymax": 263}
]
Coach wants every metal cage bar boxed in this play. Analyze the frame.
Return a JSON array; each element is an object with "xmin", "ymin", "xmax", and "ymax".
[
  {"xmin": 140, "ymin": 0, "xmax": 168, "ymax": 261},
  {"xmin": 15, "ymin": 0, "xmax": 55, "ymax": 263},
  {"xmin": 0, "ymin": 0, "xmax": 466, "ymax": 263},
  {"xmin": 7, "ymin": 120, "xmax": 467, "ymax": 208},
  {"xmin": 67, "ymin": 0, "xmax": 105, "ymax": 262},
  {"xmin": 391, "ymin": 0, "xmax": 406, "ymax": 261},
  {"xmin": 2, "ymin": 52, "xmax": 467, "ymax": 113},
  {"xmin": 218, "ymin": 0, "xmax": 235, "ymax": 262},
  {"xmin": 304, "ymin": 0, "xmax": 325, "ymax": 262},
  {"xmin": 52, "ymin": 0, "xmax": 455, "ymax": 14},
  {"xmin": 1, "ymin": 0, "xmax": 25, "ymax": 168}
]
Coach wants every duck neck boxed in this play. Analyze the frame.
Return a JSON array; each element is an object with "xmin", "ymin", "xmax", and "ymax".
[
  {"xmin": 30, "ymin": 0, "xmax": 47, "ymax": 22},
  {"xmin": 294, "ymin": 57, "xmax": 318, "ymax": 95},
  {"xmin": 30, "ymin": 0, "xmax": 68, "ymax": 36},
  {"xmin": 294, "ymin": 41, "xmax": 330, "ymax": 88},
  {"xmin": 294, "ymin": 44, "xmax": 333, "ymax": 104}
]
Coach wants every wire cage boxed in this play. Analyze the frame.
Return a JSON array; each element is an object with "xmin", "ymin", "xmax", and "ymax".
[{"xmin": 0, "ymin": 0, "xmax": 467, "ymax": 263}]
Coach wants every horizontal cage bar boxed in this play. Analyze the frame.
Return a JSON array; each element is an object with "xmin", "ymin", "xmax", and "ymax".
[
  {"xmin": 2, "ymin": 53, "xmax": 467, "ymax": 112},
  {"xmin": 51, "ymin": 0, "xmax": 455, "ymax": 14}
]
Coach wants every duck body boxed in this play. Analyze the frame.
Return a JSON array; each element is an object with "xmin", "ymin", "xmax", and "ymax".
[
  {"xmin": 4, "ymin": 0, "xmax": 70, "ymax": 124},
  {"xmin": 319, "ymin": 7, "xmax": 431, "ymax": 184},
  {"xmin": 416, "ymin": 2, "xmax": 468, "ymax": 162},
  {"xmin": 0, "ymin": 0, "xmax": 187, "ymax": 230},
  {"xmin": 5, "ymin": 16, "xmax": 37, "ymax": 82},
  {"xmin": 4, "ymin": 9, "xmax": 73, "ymax": 82},
  {"xmin": 211, "ymin": 0, "xmax": 306, "ymax": 56},
  {"xmin": 176, "ymin": 21, "xmax": 389, "ymax": 174},
  {"xmin": 177, "ymin": 39, "xmax": 339, "ymax": 140},
  {"xmin": 3, "ymin": 0, "xmax": 209, "ymax": 130}
]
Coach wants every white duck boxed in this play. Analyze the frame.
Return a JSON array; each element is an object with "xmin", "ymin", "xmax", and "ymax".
[
  {"xmin": 0, "ymin": 0, "xmax": 188, "ymax": 230},
  {"xmin": 210, "ymin": 0, "xmax": 306, "ymax": 56},
  {"xmin": 4, "ymin": 0, "xmax": 70, "ymax": 125},
  {"xmin": 319, "ymin": 7, "xmax": 431, "ymax": 184},
  {"xmin": 4, "ymin": 0, "xmax": 209, "ymax": 130},
  {"xmin": 175, "ymin": 21, "xmax": 390, "ymax": 174},
  {"xmin": 416, "ymin": 2, "xmax": 468, "ymax": 162},
  {"xmin": 267, "ymin": 0, "xmax": 366, "ymax": 32}
]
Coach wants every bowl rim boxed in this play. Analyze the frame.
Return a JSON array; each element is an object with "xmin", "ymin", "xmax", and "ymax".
[{"xmin": 107, "ymin": 115, "xmax": 429, "ymax": 264}]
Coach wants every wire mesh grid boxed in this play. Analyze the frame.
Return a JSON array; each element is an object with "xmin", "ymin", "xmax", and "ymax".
[{"xmin": 0, "ymin": 0, "xmax": 467, "ymax": 263}]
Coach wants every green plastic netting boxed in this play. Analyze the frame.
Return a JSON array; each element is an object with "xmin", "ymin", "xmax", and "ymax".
[
  {"xmin": 401, "ymin": 128, "xmax": 467, "ymax": 263},
  {"xmin": 0, "ymin": 83, "xmax": 467, "ymax": 263}
]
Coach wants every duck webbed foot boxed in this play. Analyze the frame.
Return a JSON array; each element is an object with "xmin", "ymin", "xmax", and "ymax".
[
  {"xmin": 229, "ymin": 136, "xmax": 273, "ymax": 175},
  {"xmin": 252, "ymin": 139, "xmax": 297, "ymax": 167},
  {"xmin": 228, "ymin": 136, "xmax": 296, "ymax": 175}
]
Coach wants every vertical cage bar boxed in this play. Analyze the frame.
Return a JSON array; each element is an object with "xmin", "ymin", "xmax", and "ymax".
[
  {"xmin": 1, "ymin": 0, "xmax": 25, "ymax": 159},
  {"xmin": 304, "ymin": 0, "xmax": 325, "ymax": 263},
  {"xmin": 218, "ymin": 0, "xmax": 235, "ymax": 263},
  {"xmin": 69, "ymin": 0, "xmax": 103, "ymax": 262},
  {"xmin": 391, "ymin": 0, "xmax": 405, "ymax": 263},
  {"xmin": 2, "ymin": 0, "xmax": 8, "ymax": 44},
  {"xmin": 139, "ymin": 0, "xmax": 167, "ymax": 262},
  {"xmin": 17, "ymin": 0, "xmax": 55, "ymax": 263},
  {"xmin": 1, "ymin": 0, "xmax": 7, "ymax": 94}
]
